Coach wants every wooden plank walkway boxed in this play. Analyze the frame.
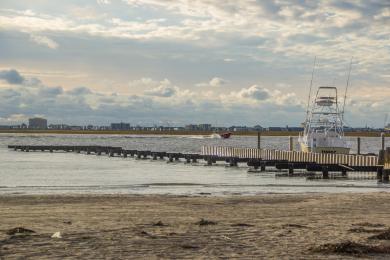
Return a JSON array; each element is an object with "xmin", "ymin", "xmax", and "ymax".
[{"xmin": 201, "ymin": 146, "xmax": 378, "ymax": 167}]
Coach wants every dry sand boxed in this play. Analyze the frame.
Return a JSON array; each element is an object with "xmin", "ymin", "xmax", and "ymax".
[{"xmin": 1, "ymin": 193, "xmax": 390, "ymax": 259}]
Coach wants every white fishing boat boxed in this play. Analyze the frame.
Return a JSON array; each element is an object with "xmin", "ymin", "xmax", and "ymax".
[
  {"xmin": 298, "ymin": 58, "xmax": 352, "ymax": 154},
  {"xmin": 299, "ymin": 86, "xmax": 350, "ymax": 154}
]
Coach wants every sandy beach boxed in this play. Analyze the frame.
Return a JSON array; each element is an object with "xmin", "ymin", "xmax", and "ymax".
[{"xmin": 1, "ymin": 193, "xmax": 390, "ymax": 259}]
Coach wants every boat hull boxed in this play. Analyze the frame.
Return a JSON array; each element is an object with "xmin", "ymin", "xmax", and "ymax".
[
  {"xmin": 219, "ymin": 132, "xmax": 232, "ymax": 139},
  {"xmin": 300, "ymin": 143, "xmax": 350, "ymax": 154}
]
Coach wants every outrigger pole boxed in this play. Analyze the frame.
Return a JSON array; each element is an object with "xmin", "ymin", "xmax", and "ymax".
[
  {"xmin": 305, "ymin": 56, "xmax": 317, "ymax": 131},
  {"xmin": 342, "ymin": 57, "xmax": 353, "ymax": 120}
]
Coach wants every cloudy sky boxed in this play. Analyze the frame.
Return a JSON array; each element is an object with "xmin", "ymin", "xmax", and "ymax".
[{"xmin": 0, "ymin": 0, "xmax": 389, "ymax": 127}]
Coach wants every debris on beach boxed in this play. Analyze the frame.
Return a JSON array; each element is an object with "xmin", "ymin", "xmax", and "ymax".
[
  {"xmin": 139, "ymin": 230, "xmax": 157, "ymax": 239},
  {"xmin": 6, "ymin": 227, "xmax": 35, "ymax": 236},
  {"xmin": 368, "ymin": 229, "xmax": 390, "ymax": 240},
  {"xmin": 152, "ymin": 221, "xmax": 167, "ymax": 227},
  {"xmin": 180, "ymin": 244, "xmax": 200, "ymax": 250},
  {"xmin": 352, "ymin": 222, "xmax": 385, "ymax": 228},
  {"xmin": 195, "ymin": 218, "xmax": 217, "ymax": 226},
  {"xmin": 51, "ymin": 232, "xmax": 62, "ymax": 239},
  {"xmin": 348, "ymin": 227, "xmax": 384, "ymax": 233},
  {"xmin": 282, "ymin": 224, "xmax": 308, "ymax": 229},
  {"xmin": 63, "ymin": 220, "xmax": 72, "ymax": 225},
  {"xmin": 231, "ymin": 223, "xmax": 254, "ymax": 227},
  {"xmin": 312, "ymin": 241, "xmax": 390, "ymax": 255}
]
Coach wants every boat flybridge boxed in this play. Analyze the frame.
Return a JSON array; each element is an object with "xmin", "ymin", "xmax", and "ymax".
[{"xmin": 298, "ymin": 86, "xmax": 350, "ymax": 154}]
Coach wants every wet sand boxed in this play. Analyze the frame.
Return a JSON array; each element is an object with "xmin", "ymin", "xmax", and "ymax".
[{"xmin": 1, "ymin": 193, "xmax": 390, "ymax": 259}]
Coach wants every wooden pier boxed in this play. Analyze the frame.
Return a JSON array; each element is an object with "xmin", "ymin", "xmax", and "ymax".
[{"xmin": 7, "ymin": 144, "xmax": 389, "ymax": 181}]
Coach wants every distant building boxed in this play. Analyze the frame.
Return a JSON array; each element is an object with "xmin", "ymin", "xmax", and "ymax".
[
  {"xmin": 253, "ymin": 125, "xmax": 263, "ymax": 131},
  {"xmin": 48, "ymin": 124, "xmax": 70, "ymax": 130},
  {"xmin": 185, "ymin": 124, "xmax": 198, "ymax": 131},
  {"xmin": 287, "ymin": 127, "xmax": 304, "ymax": 132},
  {"xmin": 198, "ymin": 124, "xmax": 212, "ymax": 131},
  {"xmin": 229, "ymin": 126, "xmax": 249, "ymax": 132},
  {"xmin": 111, "ymin": 122, "xmax": 131, "ymax": 130},
  {"xmin": 267, "ymin": 127, "xmax": 284, "ymax": 131},
  {"xmin": 28, "ymin": 117, "xmax": 47, "ymax": 129}
]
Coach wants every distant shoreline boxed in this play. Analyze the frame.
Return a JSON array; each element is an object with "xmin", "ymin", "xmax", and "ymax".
[{"xmin": 0, "ymin": 129, "xmax": 388, "ymax": 137}]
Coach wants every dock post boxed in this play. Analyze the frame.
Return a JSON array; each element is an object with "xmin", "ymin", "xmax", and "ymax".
[
  {"xmin": 288, "ymin": 164, "xmax": 294, "ymax": 175},
  {"xmin": 357, "ymin": 137, "xmax": 361, "ymax": 155},
  {"xmin": 341, "ymin": 169, "xmax": 347, "ymax": 177},
  {"xmin": 257, "ymin": 131, "xmax": 261, "ymax": 149},
  {"xmin": 322, "ymin": 166, "xmax": 329, "ymax": 179},
  {"xmin": 382, "ymin": 170, "xmax": 389, "ymax": 183},
  {"xmin": 207, "ymin": 157, "xmax": 212, "ymax": 166},
  {"xmin": 381, "ymin": 132, "xmax": 385, "ymax": 151},
  {"xmin": 260, "ymin": 163, "xmax": 266, "ymax": 172},
  {"xmin": 289, "ymin": 136, "xmax": 294, "ymax": 151},
  {"xmin": 153, "ymin": 154, "xmax": 157, "ymax": 160},
  {"xmin": 87, "ymin": 149, "xmax": 91, "ymax": 155},
  {"xmin": 377, "ymin": 167, "xmax": 383, "ymax": 180},
  {"xmin": 123, "ymin": 152, "xmax": 127, "ymax": 158},
  {"xmin": 186, "ymin": 157, "xmax": 191, "ymax": 163},
  {"xmin": 229, "ymin": 158, "xmax": 237, "ymax": 167},
  {"xmin": 168, "ymin": 155, "xmax": 173, "ymax": 162},
  {"xmin": 192, "ymin": 158, "xmax": 197, "ymax": 163}
]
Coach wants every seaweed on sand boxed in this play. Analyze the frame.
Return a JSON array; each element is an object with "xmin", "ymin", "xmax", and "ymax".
[
  {"xmin": 6, "ymin": 227, "xmax": 35, "ymax": 236},
  {"xmin": 195, "ymin": 218, "xmax": 217, "ymax": 226},
  {"xmin": 312, "ymin": 241, "xmax": 390, "ymax": 256},
  {"xmin": 369, "ymin": 229, "xmax": 390, "ymax": 240}
]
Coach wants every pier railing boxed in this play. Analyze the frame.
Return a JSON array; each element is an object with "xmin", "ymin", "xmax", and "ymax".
[{"xmin": 201, "ymin": 146, "xmax": 378, "ymax": 167}]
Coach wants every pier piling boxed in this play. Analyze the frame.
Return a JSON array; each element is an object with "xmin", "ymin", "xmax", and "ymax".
[
  {"xmin": 289, "ymin": 136, "xmax": 294, "ymax": 151},
  {"xmin": 288, "ymin": 164, "xmax": 294, "ymax": 175},
  {"xmin": 381, "ymin": 132, "xmax": 385, "ymax": 151},
  {"xmin": 322, "ymin": 166, "xmax": 329, "ymax": 179},
  {"xmin": 357, "ymin": 137, "xmax": 361, "ymax": 155}
]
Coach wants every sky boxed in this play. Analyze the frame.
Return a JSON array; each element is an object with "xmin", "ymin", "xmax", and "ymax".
[{"xmin": 0, "ymin": 0, "xmax": 389, "ymax": 127}]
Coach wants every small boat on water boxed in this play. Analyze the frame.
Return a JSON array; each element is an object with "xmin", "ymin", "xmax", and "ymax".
[
  {"xmin": 219, "ymin": 132, "xmax": 232, "ymax": 139},
  {"xmin": 298, "ymin": 86, "xmax": 350, "ymax": 154},
  {"xmin": 210, "ymin": 132, "xmax": 232, "ymax": 139}
]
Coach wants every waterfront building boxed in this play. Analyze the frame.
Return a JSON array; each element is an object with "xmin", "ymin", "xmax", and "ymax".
[
  {"xmin": 111, "ymin": 122, "xmax": 131, "ymax": 130},
  {"xmin": 28, "ymin": 117, "xmax": 47, "ymax": 129}
]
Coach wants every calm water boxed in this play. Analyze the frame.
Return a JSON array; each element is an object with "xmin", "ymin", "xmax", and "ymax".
[{"xmin": 0, "ymin": 133, "xmax": 389, "ymax": 195}]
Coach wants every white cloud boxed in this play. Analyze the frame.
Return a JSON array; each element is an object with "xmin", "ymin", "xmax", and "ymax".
[
  {"xmin": 97, "ymin": 0, "xmax": 111, "ymax": 5},
  {"xmin": 0, "ymin": 69, "xmax": 387, "ymax": 126},
  {"xmin": 238, "ymin": 85, "xmax": 270, "ymax": 100},
  {"xmin": 29, "ymin": 34, "xmax": 59, "ymax": 49},
  {"xmin": 196, "ymin": 77, "xmax": 228, "ymax": 88},
  {"xmin": 0, "ymin": 113, "xmax": 29, "ymax": 124},
  {"xmin": 143, "ymin": 79, "xmax": 177, "ymax": 97}
]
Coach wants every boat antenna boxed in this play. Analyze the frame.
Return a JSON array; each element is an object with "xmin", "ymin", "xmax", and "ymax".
[
  {"xmin": 305, "ymin": 56, "xmax": 317, "ymax": 121},
  {"xmin": 342, "ymin": 57, "xmax": 353, "ymax": 120}
]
